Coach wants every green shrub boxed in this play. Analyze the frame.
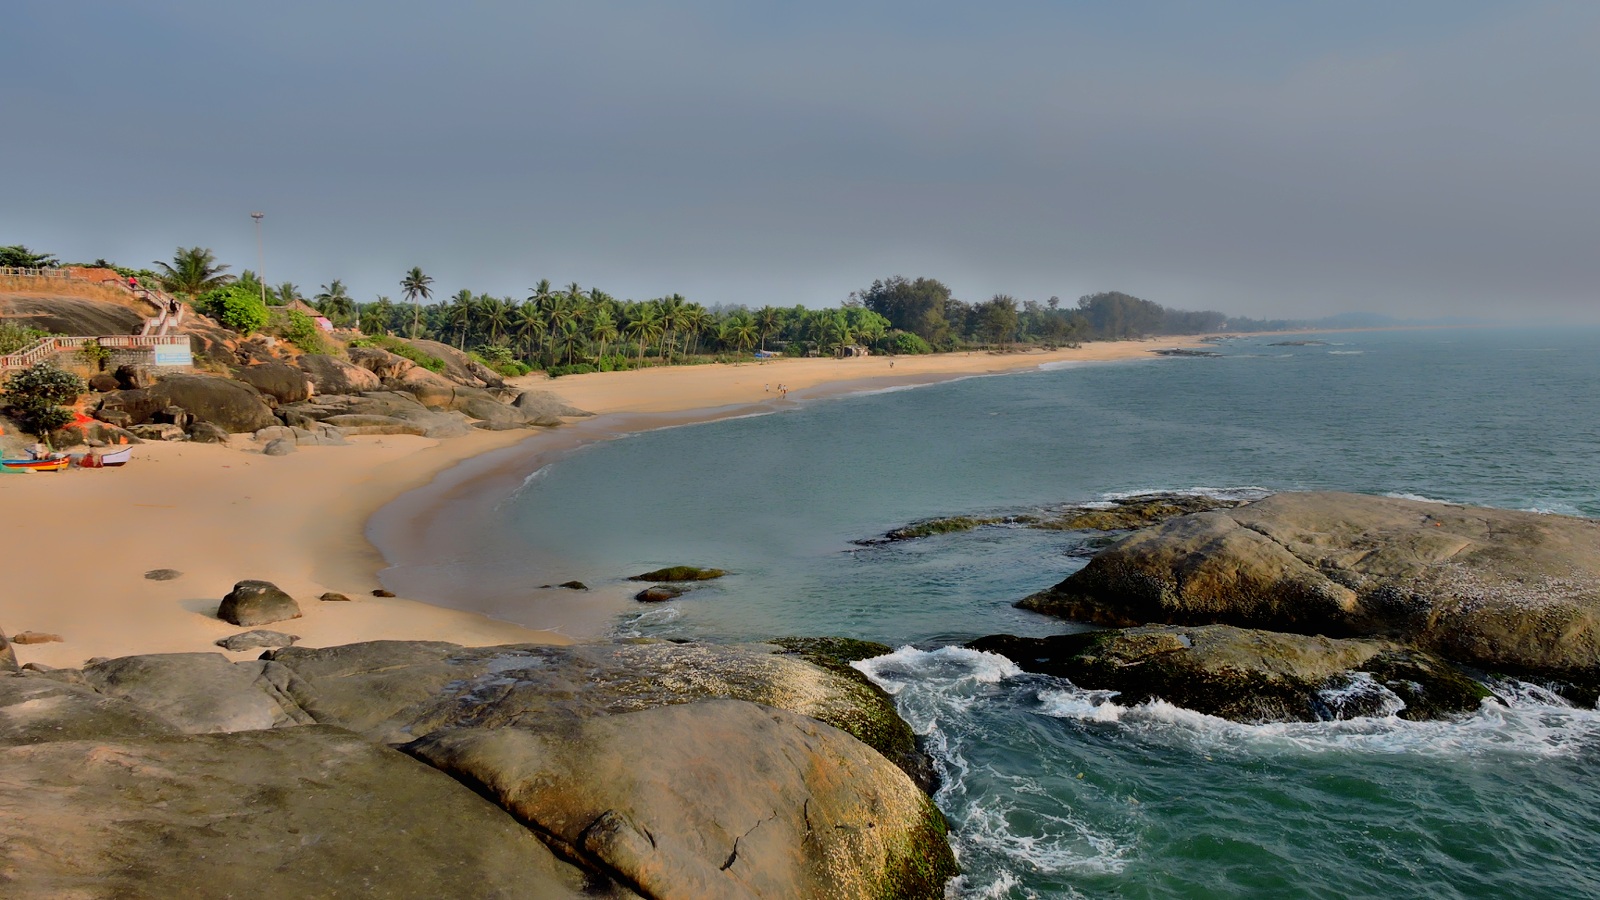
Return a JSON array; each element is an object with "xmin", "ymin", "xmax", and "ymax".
[
  {"xmin": 546, "ymin": 363, "xmax": 598, "ymax": 377},
  {"xmin": 2, "ymin": 361, "xmax": 85, "ymax": 438},
  {"xmin": 77, "ymin": 339, "xmax": 111, "ymax": 372},
  {"xmin": 349, "ymin": 335, "xmax": 447, "ymax": 373},
  {"xmin": 468, "ymin": 347, "xmax": 532, "ymax": 378},
  {"xmin": 0, "ymin": 322, "xmax": 53, "ymax": 356},
  {"xmin": 282, "ymin": 310, "xmax": 329, "ymax": 354},
  {"xmin": 890, "ymin": 331, "xmax": 934, "ymax": 355},
  {"xmin": 194, "ymin": 284, "xmax": 269, "ymax": 334}
]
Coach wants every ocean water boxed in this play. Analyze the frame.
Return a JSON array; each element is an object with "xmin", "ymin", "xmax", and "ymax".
[{"xmin": 412, "ymin": 327, "xmax": 1600, "ymax": 898}]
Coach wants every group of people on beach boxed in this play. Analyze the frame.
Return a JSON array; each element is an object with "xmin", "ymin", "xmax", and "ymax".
[{"xmin": 765, "ymin": 382, "xmax": 789, "ymax": 397}]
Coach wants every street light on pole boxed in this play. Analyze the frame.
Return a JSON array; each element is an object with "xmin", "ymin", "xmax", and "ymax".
[{"xmin": 250, "ymin": 211, "xmax": 266, "ymax": 306}]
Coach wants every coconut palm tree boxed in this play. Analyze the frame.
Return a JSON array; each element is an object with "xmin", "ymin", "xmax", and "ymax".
[
  {"xmin": 755, "ymin": 306, "xmax": 782, "ymax": 352},
  {"xmin": 401, "ymin": 267, "xmax": 434, "ymax": 338},
  {"xmin": 446, "ymin": 289, "xmax": 476, "ymax": 349},
  {"xmin": 588, "ymin": 308, "xmax": 619, "ymax": 365},
  {"xmin": 362, "ymin": 296, "xmax": 395, "ymax": 335},
  {"xmin": 152, "ymin": 247, "xmax": 234, "ymax": 296},
  {"xmin": 275, "ymin": 282, "xmax": 302, "ymax": 305},
  {"xmin": 544, "ymin": 293, "xmax": 579, "ymax": 361},
  {"xmin": 479, "ymin": 295, "xmax": 513, "ymax": 346},
  {"xmin": 315, "ymin": 280, "xmax": 355, "ymax": 326},
  {"xmin": 656, "ymin": 294, "xmax": 687, "ymax": 364},
  {"xmin": 729, "ymin": 316, "xmax": 759, "ymax": 353},
  {"xmin": 624, "ymin": 305, "xmax": 662, "ymax": 366},
  {"xmin": 513, "ymin": 301, "xmax": 547, "ymax": 364}
]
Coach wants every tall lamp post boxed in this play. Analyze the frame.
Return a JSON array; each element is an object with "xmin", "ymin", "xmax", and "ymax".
[{"xmin": 250, "ymin": 211, "xmax": 266, "ymax": 306}]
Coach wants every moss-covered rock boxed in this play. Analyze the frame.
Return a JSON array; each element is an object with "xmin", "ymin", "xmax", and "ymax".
[{"xmin": 627, "ymin": 565, "xmax": 727, "ymax": 582}]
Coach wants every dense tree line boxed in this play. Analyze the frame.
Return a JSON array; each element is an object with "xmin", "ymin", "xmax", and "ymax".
[{"xmin": 10, "ymin": 240, "xmax": 1301, "ymax": 374}]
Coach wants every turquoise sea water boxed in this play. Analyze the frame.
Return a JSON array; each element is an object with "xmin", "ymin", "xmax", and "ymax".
[{"xmin": 414, "ymin": 327, "xmax": 1600, "ymax": 898}]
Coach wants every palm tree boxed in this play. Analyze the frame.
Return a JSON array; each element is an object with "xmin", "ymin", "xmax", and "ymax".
[
  {"xmin": 401, "ymin": 267, "xmax": 434, "ymax": 339},
  {"xmin": 679, "ymin": 304, "xmax": 710, "ymax": 358},
  {"xmin": 755, "ymin": 306, "xmax": 782, "ymax": 351},
  {"xmin": 314, "ymin": 280, "xmax": 354, "ymax": 326},
  {"xmin": 727, "ymin": 316, "xmax": 759, "ymax": 353},
  {"xmin": 152, "ymin": 247, "xmax": 233, "ymax": 296},
  {"xmin": 362, "ymin": 296, "xmax": 395, "ymax": 335},
  {"xmin": 588, "ymin": 308, "xmax": 619, "ymax": 365},
  {"xmin": 479, "ymin": 295, "xmax": 513, "ymax": 346},
  {"xmin": 275, "ymin": 282, "xmax": 302, "ymax": 305},
  {"xmin": 656, "ymin": 294, "xmax": 687, "ymax": 364},
  {"xmin": 513, "ymin": 300, "xmax": 547, "ymax": 364},
  {"xmin": 527, "ymin": 278, "xmax": 554, "ymax": 307},
  {"xmin": 624, "ymin": 305, "xmax": 662, "ymax": 366},
  {"xmin": 446, "ymin": 289, "xmax": 476, "ymax": 349},
  {"xmin": 544, "ymin": 293, "xmax": 579, "ymax": 361}
]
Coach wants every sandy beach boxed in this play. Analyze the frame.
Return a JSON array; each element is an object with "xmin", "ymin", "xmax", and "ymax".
[{"xmin": 2, "ymin": 339, "xmax": 1199, "ymax": 668}]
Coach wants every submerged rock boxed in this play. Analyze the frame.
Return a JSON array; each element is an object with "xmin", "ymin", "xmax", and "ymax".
[
  {"xmin": 628, "ymin": 566, "xmax": 727, "ymax": 582},
  {"xmin": 634, "ymin": 585, "xmax": 686, "ymax": 602},
  {"xmin": 1020, "ymin": 492, "xmax": 1600, "ymax": 684},
  {"xmin": 969, "ymin": 625, "xmax": 1490, "ymax": 723}
]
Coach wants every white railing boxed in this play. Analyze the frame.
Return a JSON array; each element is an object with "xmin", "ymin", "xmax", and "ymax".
[{"xmin": 0, "ymin": 335, "xmax": 190, "ymax": 371}]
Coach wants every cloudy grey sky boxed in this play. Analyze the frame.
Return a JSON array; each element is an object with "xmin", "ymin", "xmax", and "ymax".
[{"xmin": 4, "ymin": 1, "xmax": 1596, "ymax": 320}]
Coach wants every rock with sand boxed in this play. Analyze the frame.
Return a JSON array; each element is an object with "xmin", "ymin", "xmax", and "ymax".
[
  {"xmin": 0, "ymin": 672, "xmax": 177, "ymax": 746},
  {"xmin": 218, "ymin": 579, "xmax": 302, "ymax": 627},
  {"xmin": 0, "ymin": 725, "xmax": 593, "ymax": 898},
  {"xmin": 216, "ymin": 630, "xmax": 300, "ymax": 651},
  {"xmin": 83, "ymin": 652, "xmax": 312, "ymax": 733},
  {"xmin": 262, "ymin": 437, "xmax": 296, "ymax": 456}
]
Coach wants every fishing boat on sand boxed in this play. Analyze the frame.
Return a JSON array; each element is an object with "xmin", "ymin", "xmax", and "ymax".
[
  {"xmin": 78, "ymin": 447, "xmax": 132, "ymax": 468},
  {"xmin": 1, "ymin": 457, "xmax": 71, "ymax": 473}
]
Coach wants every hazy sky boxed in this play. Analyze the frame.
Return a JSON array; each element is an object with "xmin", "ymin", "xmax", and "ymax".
[{"xmin": 4, "ymin": 1, "xmax": 1596, "ymax": 320}]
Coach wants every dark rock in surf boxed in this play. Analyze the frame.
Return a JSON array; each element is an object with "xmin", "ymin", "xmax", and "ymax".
[
  {"xmin": 969, "ymin": 625, "xmax": 1489, "ymax": 723},
  {"xmin": 629, "ymin": 566, "xmax": 727, "ymax": 582},
  {"xmin": 1019, "ymin": 492, "xmax": 1600, "ymax": 686},
  {"xmin": 634, "ymin": 585, "xmax": 686, "ymax": 602}
]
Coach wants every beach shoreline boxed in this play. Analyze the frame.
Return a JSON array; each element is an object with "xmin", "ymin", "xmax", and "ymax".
[
  {"xmin": 367, "ymin": 339, "xmax": 1211, "ymax": 638},
  {"xmin": 2, "ymin": 337, "xmax": 1205, "ymax": 668}
]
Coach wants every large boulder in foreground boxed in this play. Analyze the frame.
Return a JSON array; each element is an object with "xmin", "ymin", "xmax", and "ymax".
[
  {"xmin": 0, "ymin": 672, "xmax": 178, "ymax": 746},
  {"xmin": 0, "ymin": 725, "xmax": 593, "ymax": 899},
  {"xmin": 83, "ymin": 652, "xmax": 313, "ymax": 733},
  {"xmin": 970, "ymin": 625, "xmax": 1490, "ymax": 723},
  {"xmin": 410, "ymin": 700, "xmax": 955, "ymax": 900},
  {"xmin": 0, "ymin": 627, "xmax": 16, "ymax": 674},
  {"xmin": 265, "ymin": 639, "xmax": 935, "ymax": 793},
  {"xmin": 1020, "ymin": 492, "xmax": 1600, "ymax": 679},
  {"xmin": 218, "ymin": 579, "xmax": 302, "ymax": 627}
]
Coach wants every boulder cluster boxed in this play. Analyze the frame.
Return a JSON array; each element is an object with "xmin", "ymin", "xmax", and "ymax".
[
  {"xmin": 0, "ymin": 626, "xmax": 956, "ymax": 897},
  {"xmin": 986, "ymin": 492, "xmax": 1600, "ymax": 719},
  {"xmin": 81, "ymin": 338, "xmax": 593, "ymax": 448}
]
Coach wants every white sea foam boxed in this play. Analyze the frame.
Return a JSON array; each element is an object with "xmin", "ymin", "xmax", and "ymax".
[
  {"xmin": 1327, "ymin": 349, "xmax": 1365, "ymax": 355},
  {"xmin": 1383, "ymin": 491, "xmax": 1455, "ymax": 504},
  {"xmin": 1036, "ymin": 680, "xmax": 1600, "ymax": 761},
  {"xmin": 1099, "ymin": 485, "xmax": 1274, "ymax": 504},
  {"xmin": 612, "ymin": 605, "xmax": 681, "ymax": 638}
]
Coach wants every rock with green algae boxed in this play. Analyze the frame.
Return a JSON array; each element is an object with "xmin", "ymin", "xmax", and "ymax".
[{"xmin": 628, "ymin": 565, "xmax": 727, "ymax": 582}]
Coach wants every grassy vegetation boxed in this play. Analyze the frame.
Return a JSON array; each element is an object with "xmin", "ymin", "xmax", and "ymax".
[
  {"xmin": 348, "ymin": 335, "xmax": 446, "ymax": 373},
  {"xmin": 0, "ymin": 322, "xmax": 54, "ymax": 355}
]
